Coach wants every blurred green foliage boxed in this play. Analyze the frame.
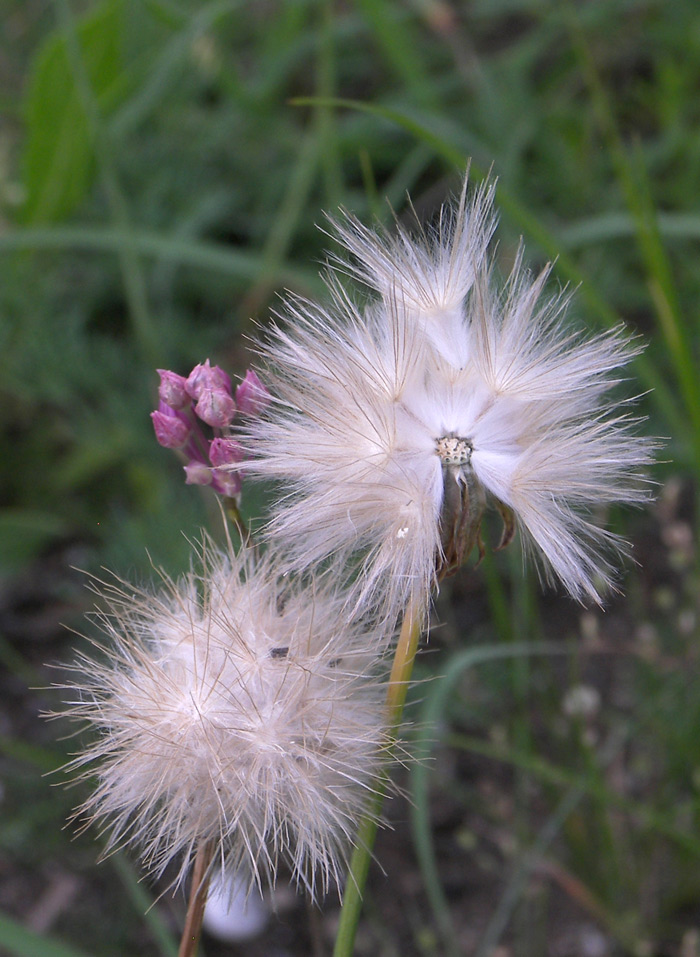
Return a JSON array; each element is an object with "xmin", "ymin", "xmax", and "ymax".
[{"xmin": 1, "ymin": 0, "xmax": 699, "ymax": 954}]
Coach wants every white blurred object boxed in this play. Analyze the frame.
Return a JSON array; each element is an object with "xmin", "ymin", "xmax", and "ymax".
[
  {"xmin": 562, "ymin": 684, "xmax": 601, "ymax": 720},
  {"xmin": 203, "ymin": 870, "xmax": 269, "ymax": 942}
]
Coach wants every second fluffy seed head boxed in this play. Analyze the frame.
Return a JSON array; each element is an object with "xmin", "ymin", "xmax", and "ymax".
[{"xmin": 61, "ymin": 543, "xmax": 389, "ymax": 897}]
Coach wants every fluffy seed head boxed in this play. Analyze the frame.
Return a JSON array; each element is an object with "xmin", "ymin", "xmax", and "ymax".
[
  {"xmin": 241, "ymin": 177, "xmax": 653, "ymax": 622},
  {"xmin": 329, "ymin": 177, "xmax": 497, "ymax": 369},
  {"xmin": 58, "ymin": 542, "xmax": 389, "ymax": 898}
]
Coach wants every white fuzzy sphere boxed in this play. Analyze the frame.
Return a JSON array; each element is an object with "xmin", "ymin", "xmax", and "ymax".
[{"xmin": 62, "ymin": 544, "xmax": 389, "ymax": 897}]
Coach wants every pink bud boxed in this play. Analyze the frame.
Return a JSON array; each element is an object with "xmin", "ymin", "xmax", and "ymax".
[
  {"xmin": 235, "ymin": 369, "xmax": 271, "ymax": 415},
  {"xmin": 185, "ymin": 359, "xmax": 232, "ymax": 400},
  {"xmin": 209, "ymin": 437, "xmax": 244, "ymax": 467},
  {"xmin": 183, "ymin": 461, "xmax": 213, "ymax": 486},
  {"xmin": 194, "ymin": 388, "xmax": 236, "ymax": 428},
  {"xmin": 211, "ymin": 469, "xmax": 243, "ymax": 497},
  {"xmin": 157, "ymin": 369, "xmax": 190, "ymax": 410},
  {"xmin": 151, "ymin": 407, "xmax": 191, "ymax": 448}
]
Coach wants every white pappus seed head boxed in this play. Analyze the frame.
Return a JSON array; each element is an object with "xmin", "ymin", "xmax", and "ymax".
[
  {"xmin": 241, "ymin": 176, "xmax": 654, "ymax": 623},
  {"xmin": 57, "ymin": 542, "xmax": 390, "ymax": 899},
  {"xmin": 328, "ymin": 176, "xmax": 498, "ymax": 369}
]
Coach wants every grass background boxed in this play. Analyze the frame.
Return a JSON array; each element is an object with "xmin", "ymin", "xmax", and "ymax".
[{"xmin": 0, "ymin": 0, "xmax": 698, "ymax": 954}]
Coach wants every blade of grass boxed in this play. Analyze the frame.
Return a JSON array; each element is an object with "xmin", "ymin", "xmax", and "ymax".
[
  {"xmin": 353, "ymin": 0, "xmax": 438, "ymax": 109},
  {"xmin": 463, "ymin": 723, "xmax": 694, "ymax": 954},
  {"xmin": 0, "ymin": 630, "xmax": 50, "ymax": 689},
  {"xmin": 380, "ymin": 142, "xmax": 435, "ymax": 213},
  {"xmin": 316, "ymin": 0, "xmax": 343, "ymax": 206},
  {"xmin": 357, "ymin": 148, "xmax": 380, "ymax": 218},
  {"xmin": 410, "ymin": 641, "xmax": 572, "ymax": 956},
  {"xmin": 474, "ymin": 778, "xmax": 590, "ymax": 957},
  {"xmin": 333, "ymin": 602, "xmax": 423, "ymax": 957},
  {"xmin": 0, "ymin": 733, "xmax": 64, "ymax": 773},
  {"xmin": 507, "ymin": 570, "xmax": 539, "ymax": 949},
  {"xmin": 447, "ymin": 731, "xmax": 700, "ymax": 859},
  {"xmin": 413, "ymin": 642, "xmax": 678, "ymax": 956},
  {"xmin": 239, "ymin": 128, "xmax": 321, "ymax": 316},
  {"xmin": 111, "ymin": 0, "xmax": 242, "ymax": 138},
  {"xmin": 288, "ymin": 96, "xmax": 616, "ymax": 318},
  {"xmin": 0, "ymin": 912, "xmax": 91, "ymax": 957},
  {"xmin": 110, "ymin": 854, "xmax": 178, "ymax": 957},
  {"xmin": 53, "ymin": 0, "xmax": 158, "ymax": 366},
  {"xmin": 0, "ymin": 226, "xmax": 318, "ymax": 290},
  {"xmin": 559, "ymin": 211, "xmax": 700, "ymax": 248},
  {"xmin": 568, "ymin": 7, "xmax": 700, "ymax": 476}
]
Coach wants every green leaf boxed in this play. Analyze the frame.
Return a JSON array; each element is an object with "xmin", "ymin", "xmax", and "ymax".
[{"xmin": 21, "ymin": 0, "xmax": 128, "ymax": 224}]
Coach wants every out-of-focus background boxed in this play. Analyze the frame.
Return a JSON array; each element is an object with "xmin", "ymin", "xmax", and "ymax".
[{"xmin": 0, "ymin": 1, "xmax": 698, "ymax": 954}]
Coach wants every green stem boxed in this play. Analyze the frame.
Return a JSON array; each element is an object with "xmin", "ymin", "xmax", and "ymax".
[{"xmin": 332, "ymin": 601, "xmax": 424, "ymax": 957}]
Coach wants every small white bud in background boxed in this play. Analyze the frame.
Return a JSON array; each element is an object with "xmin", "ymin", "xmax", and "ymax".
[
  {"xmin": 203, "ymin": 871, "xmax": 269, "ymax": 943},
  {"xmin": 562, "ymin": 684, "xmax": 601, "ymax": 720}
]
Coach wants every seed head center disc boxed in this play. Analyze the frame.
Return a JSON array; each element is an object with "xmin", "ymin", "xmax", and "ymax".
[{"xmin": 436, "ymin": 435, "xmax": 473, "ymax": 466}]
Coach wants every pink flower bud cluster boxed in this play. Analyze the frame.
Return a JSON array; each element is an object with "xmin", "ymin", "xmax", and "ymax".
[{"xmin": 151, "ymin": 361, "xmax": 269, "ymax": 498}]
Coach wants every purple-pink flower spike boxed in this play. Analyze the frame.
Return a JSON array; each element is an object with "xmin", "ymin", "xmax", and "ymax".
[
  {"xmin": 211, "ymin": 469, "xmax": 242, "ymax": 497},
  {"xmin": 185, "ymin": 360, "xmax": 232, "ymax": 401},
  {"xmin": 152, "ymin": 363, "xmax": 268, "ymax": 501},
  {"xmin": 184, "ymin": 461, "xmax": 213, "ymax": 486},
  {"xmin": 151, "ymin": 404, "xmax": 191, "ymax": 449},
  {"xmin": 236, "ymin": 369, "xmax": 271, "ymax": 416},
  {"xmin": 157, "ymin": 370, "xmax": 190, "ymax": 410},
  {"xmin": 194, "ymin": 389, "xmax": 236, "ymax": 429},
  {"xmin": 209, "ymin": 437, "xmax": 244, "ymax": 468}
]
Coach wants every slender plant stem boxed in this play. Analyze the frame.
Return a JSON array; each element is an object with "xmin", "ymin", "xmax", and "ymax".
[
  {"xmin": 178, "ymin": 842, "xmax": 215, "ymax": 957},
  {"xmin": 224, "ymin": 496, "xmax": 252, "ymax": 547},
  {"xmin": 332, "ymin": 601, "xmax": 424, "ymax": 957},
  {"xmin": 387, "ymin": 604, "xmax": 424, "ymax": 717}
]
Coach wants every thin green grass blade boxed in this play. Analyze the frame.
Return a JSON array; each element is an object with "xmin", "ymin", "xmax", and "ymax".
[
  {"xmin": 0, "ymin": 734, "xmax": 63, "ymax": 773},
  {"xmin": 249, "ymin": 129, "xmax": 320, "ymax": 294},
  {"xmin": 380, "ymin": 142, "xmax": 435, "ymax": 213},
  {"xmin": 53, "ymin": 0, "xmax": 157, "ymax": 365},
  {"xmin": 410, "ymin": 642, "xmax": 572, "ymax": 956},
  {"xmin": 448, "ymin": 731, "xmax": 700, "ymax": 859},
  {"xmin": 21, "ymin": 0, "xmax": 128, "ymax": 225},
  {"xmin": 0, "ymin": 912, "xmax": 91, "ymax": 957},
  {"xmin": 457, "ymin": 727, "xmax": 700, "ymax": 954},
  {"xmin": 353, "ymin": 0, "xmax": 437, "ymax": 108},
  {"xmin": 0, "ymin": 509, "xmax": 71, "ymax": 572},
  {"xmin": 333, "ymin": 607, "xmax": 423, "ymax": 957},
  {"xmin": 110, "ymin": 854, "xmax": 178, "ymax": 957},
  {"xmin": 569, "ymin": 9, "xmax": 700, "ymax": 475},
  {"xmin": 559, "ymin": 211, "xmax": 700, "ymax": 248},
  {"xmin": 0, "ymin": 227, "xmax": 318, "ymax": 290},
  {"xmin": 289, "ymin": 96, "xmax": 612, "ymax": 309},
  {"xmin": 357, "ymin": 148, "xmax": 380, "ymax": 218},
  {"xmin": 413, "ymin": 641, "xmax": 692, "ymax": 955},
  {"xmin": 111, "ymin": 0, "xmax": 242, "ymax": 138},
  {"xmin": 474, "ymin": 780, "xmax": 590, "ymax": 957},
  {"xmin": 0, "ymin": 631, "xmax": 45, "ymax": 689},
  {"xmin": 315, "ymin": 0, "xmax": 343, "ymax": 206}
]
